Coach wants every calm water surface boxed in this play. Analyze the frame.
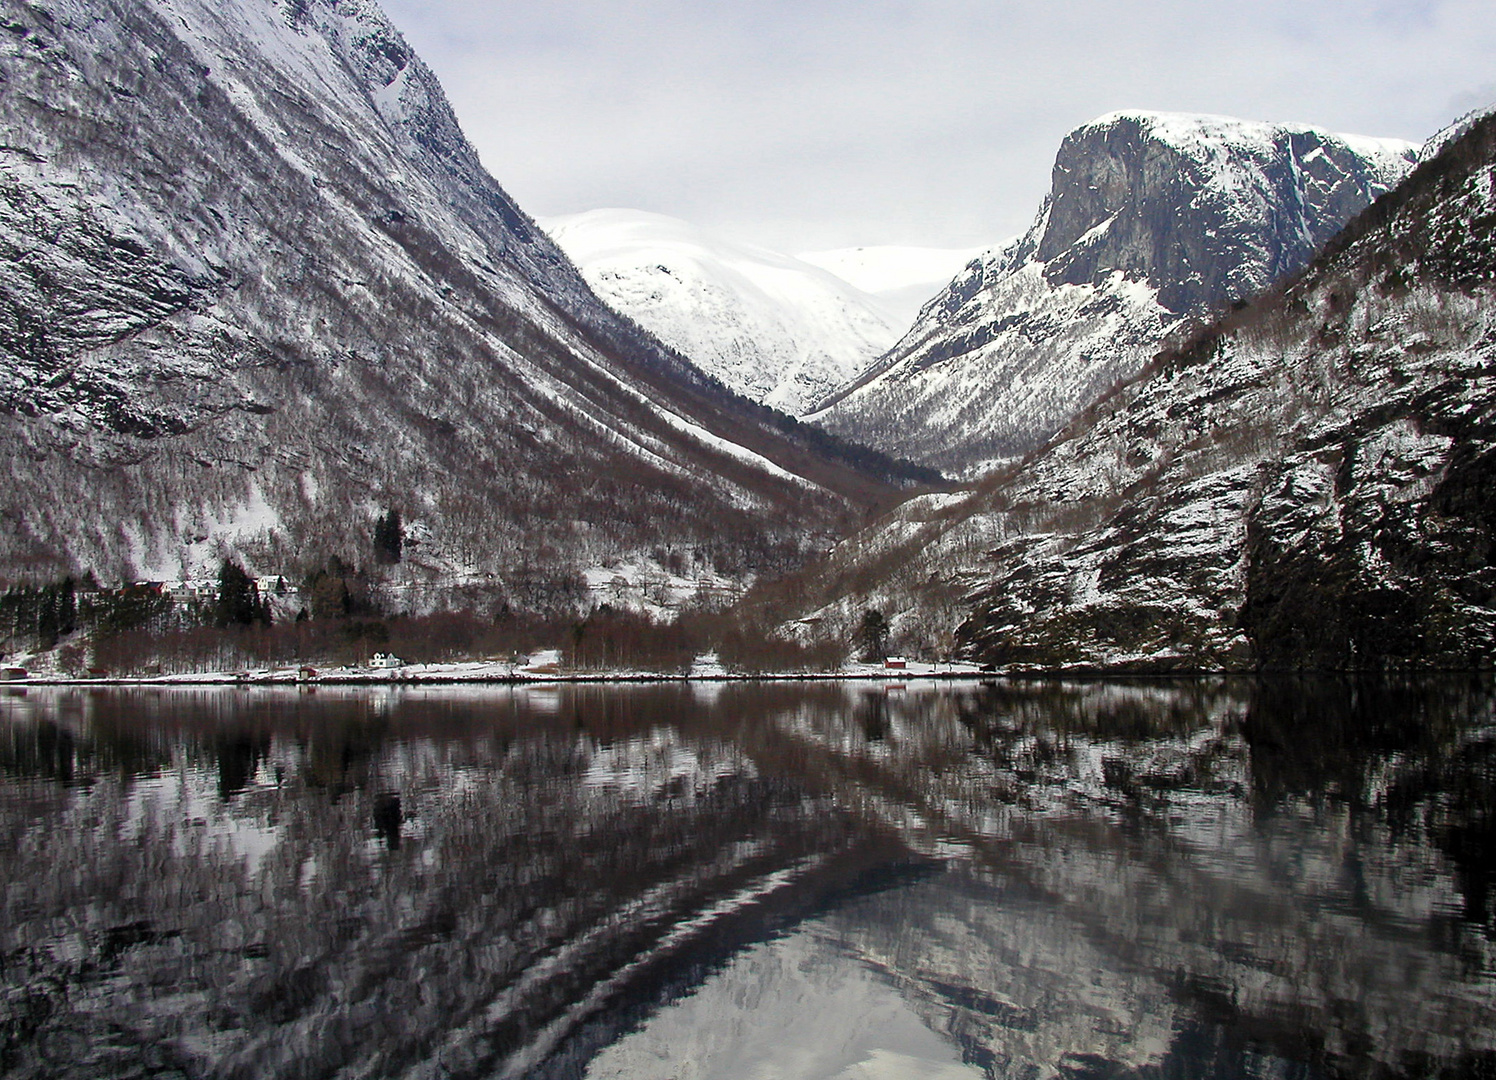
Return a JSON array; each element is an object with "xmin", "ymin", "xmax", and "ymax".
[{"xmin": 1, "ymin": 679, "xmax": 1492, "ymax": 1079}]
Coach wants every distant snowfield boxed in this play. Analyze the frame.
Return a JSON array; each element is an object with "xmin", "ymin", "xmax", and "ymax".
[
  {"xmin": 796, "ymin": 244, "xmax": 992, "ymax": 326},
  {"xmin": 541, "ymin": 209, "xmax": 909, "ymax": 414}
]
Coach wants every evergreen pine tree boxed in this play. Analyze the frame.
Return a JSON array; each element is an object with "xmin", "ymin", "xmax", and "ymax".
[
  {"xmin": 373, "ymin": 509, "xmax": 404, "ymax": 564},
  {"xmin": 857, "ymin": 609, "xmax": 891, "ymax": 662},
  {"xmin": 58, "ymin": 577, "xmax": 76, "ymax": 637},
  {"xmin": 36, "ymin": 586, "xmax": 59, "ymax": 650},
  {"xmin": 215, "ymin": 560, "xmax": 262, "ymax": 628}
]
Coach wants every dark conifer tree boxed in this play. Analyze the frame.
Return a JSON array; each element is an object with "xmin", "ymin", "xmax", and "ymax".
[
  {"xmin": 215, "ymin": 560, "xmax": 266, "ymax": 628},
  {"xmin": 36, "ymin": 586, "xmax": 59, "ymax": 650},
  {"xmin": 857, "ymin": 608, "xmax": 891, "ymax": 662},
  {"xmin": 373, "ymin": 509, "xmax": 404, "ymax": 565},
  {"xmin": 57, "ymin": 577, "xmax": 76, "ymax": 637}
]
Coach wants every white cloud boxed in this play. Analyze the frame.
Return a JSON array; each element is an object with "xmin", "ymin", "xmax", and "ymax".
[{"xmin": 381, "ymin": 0, "xmax": 1496, "ymax": 251}]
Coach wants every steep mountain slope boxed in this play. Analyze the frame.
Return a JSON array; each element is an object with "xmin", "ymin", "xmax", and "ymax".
[
  {"xmin": 794, "ymin": 244, "xmax": 988, "ymax": 328},
  {"xmin": 772, "ymin": 112, "xmax": 1496, "ymax": 672},
  {"xmin": 1417, "ymin": 100, "xmax": 1495, "ymax": 163},
  {"xmin": 0, "ymin": 0, "xmax": 909, "ymax": 595},
  {"xmin": 541, "ymin": 209, "xmax": 901, "ymax": 414},
  {"xmin": 811, "ymin": 112, "xmax": 1419, "ymax": 475}
]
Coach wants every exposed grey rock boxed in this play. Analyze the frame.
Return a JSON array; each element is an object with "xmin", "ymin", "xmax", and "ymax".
[
  {"xmin": 811, "ymin": 112, "xmax": 1418, "ymax": 475},
  {"xmin": 778, "ymin": 113, "xmax": 1496, "ymax": 673}
]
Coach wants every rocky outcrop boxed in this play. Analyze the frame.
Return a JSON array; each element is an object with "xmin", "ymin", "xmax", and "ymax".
[
  {"xmin": 960, "ymin": 115, "xmax": 1496, "ymax": 672},
  {"xmin": 810, "ymin": 112, "xmax": 1417, "ymax": 475},
  {"xmin": 776, "ymin": 112, "xmax": 1495, "ymax": 673}
]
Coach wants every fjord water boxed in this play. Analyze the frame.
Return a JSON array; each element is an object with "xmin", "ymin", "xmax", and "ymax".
[{"xmin": 1, "ymin": 680, "xmax": 1492, "ymax": 1079}]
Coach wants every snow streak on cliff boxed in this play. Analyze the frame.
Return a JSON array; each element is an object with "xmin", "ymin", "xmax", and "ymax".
[{"xmin": 811, "ymin": 112, "xmax": 1418, "ymax": 476}]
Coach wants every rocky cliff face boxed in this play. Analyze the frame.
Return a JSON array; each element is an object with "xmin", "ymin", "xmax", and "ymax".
[
  {"xmin": 810, "ymin": 112, "xmax": 1418, "ymax": 476},
  {"xmin": 0, "ymin": 0, "xmax": 901, "ymax": 593},
  {"xmin": 776, "ymin": 112, "xmax": 1496, "ymax": 673}
]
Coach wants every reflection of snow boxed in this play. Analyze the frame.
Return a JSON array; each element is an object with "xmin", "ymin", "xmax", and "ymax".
[
  {"xmin": 690, "ymin": 680, "xmax": 726, "ymax": 707},
  {"xmin": 688, "ymin": 652, "xmax": 728, "ymax": 679},
  {"xmin": 120, "ymin": 759, "xmax": 282, "ymax": 876},
  {"xmin": 514, "ymin": 686, "xmax": 563, "ymax": 714},
  {"xmin": 581, "ymin": 729, "xmax": 753, "ymax": 805},
  {"xmin": 584, "ymin": 928, "xmax": 983, "ymax": 1080}
]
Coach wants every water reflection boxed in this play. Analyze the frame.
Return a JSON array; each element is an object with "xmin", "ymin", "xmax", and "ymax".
[{"xmin": 0, "ymin": 679, "xmax": 1492, "ymax": 1079}]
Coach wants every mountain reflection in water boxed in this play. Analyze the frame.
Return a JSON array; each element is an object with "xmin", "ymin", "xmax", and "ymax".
[{"xmin": 0, "ymin": 679, "xmax": 1492, "ymax": 1079}]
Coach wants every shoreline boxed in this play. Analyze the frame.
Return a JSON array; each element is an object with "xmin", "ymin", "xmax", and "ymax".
[
  {"xmin": 6, "ymin": 665, "xmax": 1486, "ymax": 688},
  {"xmin": 3, "ymin": 659, "xmax": 994, "ymax": 688}
]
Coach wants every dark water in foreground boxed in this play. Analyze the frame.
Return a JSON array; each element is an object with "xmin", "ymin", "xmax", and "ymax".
[{"xmin": 1, "ymin": 679, "xmax": 1493, "ymax": 1079}]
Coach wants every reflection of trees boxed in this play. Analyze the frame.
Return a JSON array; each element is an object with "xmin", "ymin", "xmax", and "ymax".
[
  {"xmin": 743, "ymin": 677, "xmax": 1496, "ymax": 1080},
  {"xmin": 1242, "ymin": 676, "xmax": 1483, "ymax": 808},
  {"xmin": 0, "ymin": 697, "xmax": 173, "ymax": 788},
  {"xmin": 0, "ymin": 718, "xmax": 84, "ymax": 785},
  {"xmin": 0, "ymin": 685, "xmax": 864, "ymax": 1080},
  {"xmin": 1243, "ymin": 676, "xmax": 1496, "ymax": 940},
  {"xmin": 856, "ymin": 690, "xmax": 888, "ymax": 742},
  {"xmin": 0, "ymin": 681, "xmax": 1492, "ymax": 1080},
  {"xmin": 213, "ymin": 728, "xmax": 271, "ymax": 801}
]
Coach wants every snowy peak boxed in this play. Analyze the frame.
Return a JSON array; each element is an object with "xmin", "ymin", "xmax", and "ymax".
[
  {"xmin": 810, "ymin": 110, "xmax": 1419, "ymax": 474},
  {"xmin": 1039, "ymin": 111, "xmax": 1418, "ymax": 311},
  {"xmin": 546, "ymin": 209, "xmax": 801, "ymax": 272},
  {"xmin": 542, "ymin": 209, "xmax": 901, "ymax": 414}
]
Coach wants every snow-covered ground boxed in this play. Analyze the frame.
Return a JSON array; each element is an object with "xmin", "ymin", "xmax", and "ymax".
[
  {"xmin": 5, "ymin": 652, "xmax": 984, "ymax": 685},
  {"xmin": 541, "ymin": 209, "xmax": 903, "ymax": 414}
]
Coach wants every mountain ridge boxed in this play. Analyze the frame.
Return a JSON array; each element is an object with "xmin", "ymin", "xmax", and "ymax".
[
  {"xmin": 809, "ymin": 111, "xmax": 1419, "ymax": 476},
  {"xmin": 0, "ymin": 0, "xmax": 913, "ymax": 595},
  {"xmin": 765, "ymin": 110, "xmax": 1495, "ymax": 672},
  {"xmin": 541, "ymin": 208, "xmax": 902, "ymax": 415},
  {"xmin": 793, "ymin": 244, "xmax": 989, "ymax": 328}
]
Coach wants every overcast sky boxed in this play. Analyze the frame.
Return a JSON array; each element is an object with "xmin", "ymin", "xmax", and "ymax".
[{"xmin": 380, "ymin": 0, "xmax": 1496, "ymax": 253}]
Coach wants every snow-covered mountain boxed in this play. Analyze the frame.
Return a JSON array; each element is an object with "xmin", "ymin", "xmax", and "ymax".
[
  {"xmin": 810, "ymin": 111, "xmax": 1419, "ymax": 476},
  {"xmin": 772, "ymin": 110, "xmax": 1496, "ymax": 672},
  {"xmin": 541, "ymin": 209, "xmax": 901, "ymax": 414},
  {"xmin": 795, "ymin": 244, "xmax": 989, "ymax": 327},
  {"xmin": 0, "ymin": 0, "xmax": 914, "ymax": 593}
]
